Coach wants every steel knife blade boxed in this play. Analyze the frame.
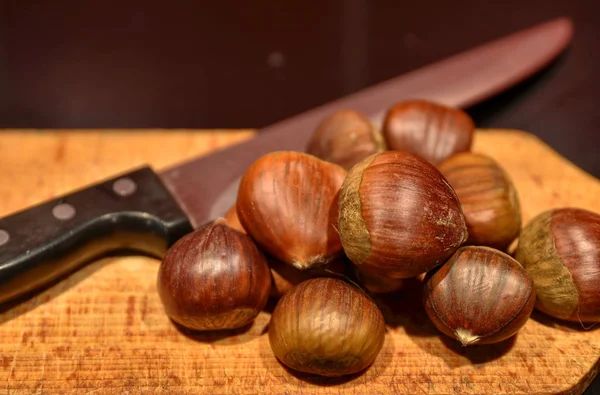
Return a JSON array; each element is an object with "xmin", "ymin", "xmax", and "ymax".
[{"xmin": 0, "ymin": 17, "xmax": 573, "ymax": 305}]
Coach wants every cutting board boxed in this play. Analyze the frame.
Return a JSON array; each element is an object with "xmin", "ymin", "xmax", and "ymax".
[{"xmin": 1, "ymin": 129, "xmax": 600, "ymax": 395}]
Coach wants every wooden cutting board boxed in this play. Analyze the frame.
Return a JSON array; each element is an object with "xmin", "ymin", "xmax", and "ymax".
[{"xmin": 1, "ymin": 129, "xmax": 600, "ymax": 395}]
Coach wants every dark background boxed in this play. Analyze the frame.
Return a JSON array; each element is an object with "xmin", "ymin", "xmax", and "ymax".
[
  {"xmin": 1, "ymin": 1, "xmax": 599, "ymax": 391},
  {"xmin": 1, "ymin": 1, "xmax": 598, "ymax": 177}
]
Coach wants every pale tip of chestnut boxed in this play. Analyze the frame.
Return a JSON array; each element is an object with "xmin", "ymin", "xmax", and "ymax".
[
  {"xmin": 291, "ymin": 254, "xmax": 327, "ymax": 271},
  {"xmin": 454, "ymin": 328, "xmax": 481, "ymax": 347}
]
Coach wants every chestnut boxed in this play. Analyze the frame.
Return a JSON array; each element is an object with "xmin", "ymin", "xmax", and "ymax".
[
  {"xmin": 268, "ymin": 256, "xmax": 348, "ymax": 299},
  {"xmin": 354, "ymin": 268, "xmax": 407, "ymax": 294},
  {"xmin": 156, "ymin": 219, "xmax": 271, "ymax": 331},
  {"xmin": 437, "ymin": 152, "xmax": 522, "ymax": 251},
  {"xmin": 223, "ymin": 202, "xmax": 347, "ymax": 298},
  {"xmin": 338, "ymin": 150, "xmax": 468, "ymax": 279},
  {"xmin": 268, "ymin": 277, "xmax": 386, "ymax": 377},
  {"xmin": 224, "ymin": 204, "xmax": 246, "ymax": 233},
  {"xmin": 381, "ymin": 100, "xmax": 475, "ymax": 165},
  {"xmin": 306, "ymin": 109, "xmax": 386, "ymax": 170},
  {"xmin": 515, "ymin": 208, "xmax": 600, "ymax": 323},
  {"xmin": 423, "ymin": 246, "xmax": 535, "ymax": 346},
  {"xmin": 237, "ymin": 151, "xmax": 347, "ymax": 270}
]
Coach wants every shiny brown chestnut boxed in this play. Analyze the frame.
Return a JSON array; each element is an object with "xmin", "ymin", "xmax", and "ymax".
[
  {"xmin": 268, "ymin": 277, "xmax": 386, "ymax": 377},
  {"xmin": 237, "ymin": 151, "xmax": 347, "ymax": 270},
  {"xmin": 223, "ymin": 202, "xmax": 347, "ymax": 298},
  {"xmin": 423, "ymin": 246, "xmax": 535, "ymax": 346},
  {"xmin": 438, "ymin": 152, "xmax": 522, "ymax": 251},
  {"xmin": 382, "ymin": 100, "xmax": 475, "ymax": 165},
  {"xmin": 355, "ymin": 268, "xmax": 407, "ymax": 294},
  {"xmin": 156, "ymin": 219, "xmax": 271, "ymax": 331},
  {"xmin": 306, "ymin": 109, "xmax": 386, "ymax": 170},
  {"xmin": 338, "ymin": 150, "xmax": 468, "ymax": 279},
  {"xmin": 515, "ymin": 208, "xmax": 600, "ymax": 323},
  {"xmin": 268, "ymin": 257, "xmax": 348, "ymax": 298},
  {"xmin": 224, "ymin": 204, "xmax": 246, "ymax": 233}
]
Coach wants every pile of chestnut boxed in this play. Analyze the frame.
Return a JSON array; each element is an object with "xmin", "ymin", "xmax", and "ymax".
[{"xmin": 157, "ymin": 99, "xmax": 600, "ymax": 378}]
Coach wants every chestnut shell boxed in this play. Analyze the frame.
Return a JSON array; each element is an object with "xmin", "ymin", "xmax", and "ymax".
[
  {"xmin": 268, "ymin": 277, "xmax": 386, "ymax": 377},
  {"xmin": 515, "ymin": 208, "xmax": 600, "ymax": 323},
  {"xmin": 157, "ymin": 219, "xmax": 271, "ymax": 331},
  {"xmin": 224, "ymin": 204, "xmax": 246, "ymax": 233},
  {"xmin": 354, "ymin": 268, "xmax": 407, "ymax": 294},
  {"xmin": 423, "ymin": 246, "xmax": 535, "ymax": 346},
  {"xmin": 381, "ymin": 100, "xmax": 474, "ymax": 165},
  {"xmin": 237, "ymin": 151, "xmax": 347, "ymax": 270},
  {"xmin": 223, "ymin": 202, "xmax": 348, "ymax": 298},
  {"xmin": 268, "ymin": 256, "xmax": 348, "ymax": 299},
  {"xmin": 306, "ymin": 109, "xmax": 386, "ymax": 170},
  {"xmin": 338, "ymin": 150, "xmax": 468, "ymax": 278},
  {"xmin": 437, "ymin": 152, "xmax": 522, "ymax": 251}
]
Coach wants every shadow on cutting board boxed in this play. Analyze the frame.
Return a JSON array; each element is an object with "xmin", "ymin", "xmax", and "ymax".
[
  {"xmin": 276, "ymin": 362, "xmax": 370, "ymax": 387},
  {"xmin": 530, "ymin": 310, "xmax": 600, "ymax": 333},
  {"xmin": 171, "ymin": 320, "xmax": 261, "ymax": 344},
  {"xmin": 256, "ymin": 325, "xmax": 395, "ymax": 388},
  {"xmin": 372, "ymin": 277, "xmax": 440, "ymax": 337},
  {"xmin": 435, "ymin": 335, "xmax": 517, "ymax": 369},
  {"xmin": 163, "ymin": 298, "xmax": 277, "ymax": 345}
]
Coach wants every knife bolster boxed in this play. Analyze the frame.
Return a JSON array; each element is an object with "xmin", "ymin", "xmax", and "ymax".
[{"xmin": 0, "ymin": 166, "xmax": 193, "ymax": 306}]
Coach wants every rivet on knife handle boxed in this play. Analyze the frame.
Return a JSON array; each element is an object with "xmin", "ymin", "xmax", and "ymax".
[{"xmin": 0, "ymin": 167, "xmax": 193, "ymax": 305}]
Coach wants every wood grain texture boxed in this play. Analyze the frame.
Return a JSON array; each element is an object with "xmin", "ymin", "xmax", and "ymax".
[{"xmin": 1, "ymin": 128, "xmax": 600, "ymax": 395}]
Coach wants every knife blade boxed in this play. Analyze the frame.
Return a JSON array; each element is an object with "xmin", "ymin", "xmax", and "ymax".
[{"xmin": 0, "ymin": 17, "xmax": 573, "ymax": 305}]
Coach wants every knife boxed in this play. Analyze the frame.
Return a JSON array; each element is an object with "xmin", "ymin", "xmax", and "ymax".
[{"xmin": 0, "ymin": 17, "xmax": 573, "ymax": 305}]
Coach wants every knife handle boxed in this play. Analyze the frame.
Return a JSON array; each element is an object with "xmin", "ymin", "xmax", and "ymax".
[{"xmin": 0, "ymin": 166, "xmax": 193, "ymax": 305}]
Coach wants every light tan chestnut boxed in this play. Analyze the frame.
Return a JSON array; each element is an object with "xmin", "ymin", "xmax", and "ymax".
[
  {"xmin": 438, "ymin": 152, "xmax": 522, "ymax": 251},
  {"xmin": 338, "ymin": 150, "xmax": 468, "ymax": 279},
  {"xmin": 306, "ymin": 109, "xmax": 386, "ymax": 170},
  {"xmin": 424, "ymin": 246, "xmax": 535, "ymax": 346},
  {"xmin": 515, "ymin": 208, "xmax": 600, "ymax": 323},
  {"xmin": 268, "ymin": 278, "xmax": 386, "ymax": 377},
  {"xmin": 382, "ymin": 100, "xmax": 475, "ymax": 165},
  {"xmin": 237, "ymin": 151, "xmax": 347, "ymax": 270}
]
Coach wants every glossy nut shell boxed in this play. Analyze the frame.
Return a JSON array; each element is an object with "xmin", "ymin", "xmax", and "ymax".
[
  {"xmin": 268, "ymin": 256, "xmax": 348, "ymax": 299},
  {"xmin": 268, "ymin": 278, "xmax": 386, "ymax": 377},
  {"xmin": 382, "ymin": 100, "xmax": 474, "ymax": 165},
  {"xmin": 515, "ymin": 208, "xmax": 600, "ymax": 323},
  {"xmin": 338, "ymin": 150, "xmax": 468, "ymax": 278},
  {"xmin": 438, "ymin": 152, "xmax": 522, "ymax": 251},
  {"xmin": 424, "ymin": 246, "xmax": 535, "ymax": 346},
  {"xmin": 224, "ymin": 202, "xmax": 347, "ymax": 298},
  {"xmin": 306, "ymin": 109, "xmax": 386, "ymax": 170},
  {"xmin": 157, "ymin": 219, "xmax": 271, "ymax": 331}
]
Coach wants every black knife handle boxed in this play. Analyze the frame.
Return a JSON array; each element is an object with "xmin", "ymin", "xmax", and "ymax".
[{"xmin": 0, "ymin": 166, "xmax": 193, "ymax": 305}]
